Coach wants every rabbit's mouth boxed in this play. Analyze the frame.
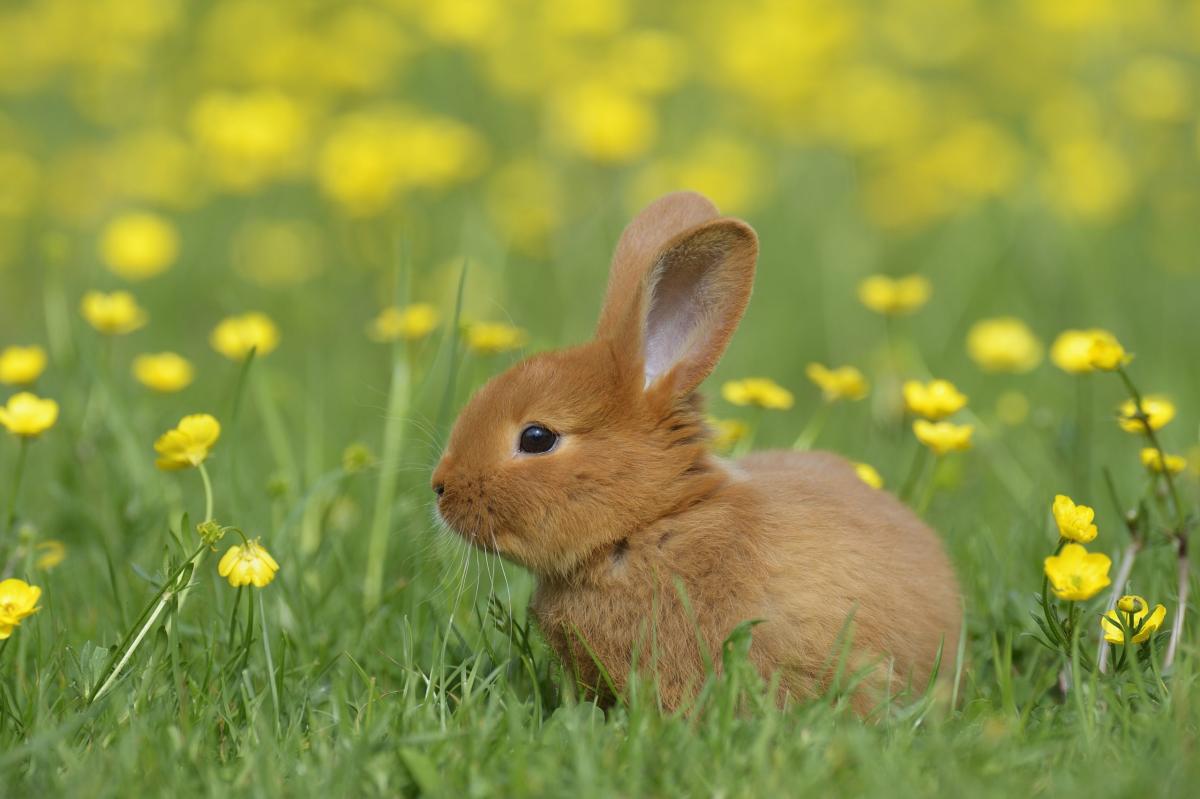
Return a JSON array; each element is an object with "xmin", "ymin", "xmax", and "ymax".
[{"xmin": 434, "ymin": 491, "xmax": 507, "ymax": 555}]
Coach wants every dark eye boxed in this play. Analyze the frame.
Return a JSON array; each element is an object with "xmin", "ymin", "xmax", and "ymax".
[{"xmin": 519, "ymin": 424, "xmax": 558, "ymax": 454}]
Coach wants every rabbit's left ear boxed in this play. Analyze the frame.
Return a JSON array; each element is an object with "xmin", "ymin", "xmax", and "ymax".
[
  {"xmin": 639, "ymin": 218, "xmax": 757, "ymax": 396},
  {"xmin": 597, "ymin": 194, "xmax": 757, "ymax": 397}
]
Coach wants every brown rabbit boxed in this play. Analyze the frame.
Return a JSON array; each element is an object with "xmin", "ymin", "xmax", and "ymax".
[{"xmin": 432, "ymin": 191, "xmax": 962, "ymax": 713}]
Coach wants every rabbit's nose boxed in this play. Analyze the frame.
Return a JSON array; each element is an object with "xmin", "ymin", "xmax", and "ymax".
[{"xmin": 431, "ymin": 458, "xmax": 450, "ymax": 496}]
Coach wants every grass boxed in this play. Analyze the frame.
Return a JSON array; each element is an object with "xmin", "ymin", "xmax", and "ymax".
[
  {"xmin": 3, "ymin": 3, "xmax": 1200, "ymax": 793},
  {"xmin": 2, "ymin": 202, "xmax": 1199, "ymax": 796}
]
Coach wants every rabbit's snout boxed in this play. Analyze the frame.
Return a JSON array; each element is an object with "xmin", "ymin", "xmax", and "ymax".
[{"xmin": 431, "ymin": 457, "xmax": 452, "ymax": 499}]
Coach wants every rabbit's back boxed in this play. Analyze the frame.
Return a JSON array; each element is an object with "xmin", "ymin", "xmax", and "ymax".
[{"xmin": 738, "ymin": 450, "xmax": 962, "ymax": 702}]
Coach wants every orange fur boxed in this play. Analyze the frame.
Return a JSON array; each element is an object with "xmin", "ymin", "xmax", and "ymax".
[{"xmin": 433, "ymin": 191, "xmax": 962, "ymax": 713}]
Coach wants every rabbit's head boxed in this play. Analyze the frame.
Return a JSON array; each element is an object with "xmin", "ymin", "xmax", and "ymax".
[{"xmin": 432, "ymin": 192, "xmax": 757, "ymax": 577}]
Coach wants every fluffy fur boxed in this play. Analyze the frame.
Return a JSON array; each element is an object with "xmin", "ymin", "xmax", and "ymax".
[{"xmin": 432, "ymin": 191, "xmax": 962, "ymax": 713}]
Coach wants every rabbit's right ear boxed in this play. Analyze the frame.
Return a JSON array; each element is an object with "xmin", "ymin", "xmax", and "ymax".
[{"xmin": 595, "ymin": 191, "xmax": 757, "ymax": 398}]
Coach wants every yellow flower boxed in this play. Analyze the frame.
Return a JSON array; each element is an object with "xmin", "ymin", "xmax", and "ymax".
[
  {"xmin": 902, "ymin": 379, "xmax": 967, "ymax": 420},
  {"xmin": 464, "ymin": 322, "xmax": 527, "ymax": 355},
  {"xmin": 132, "ymin": 353, "xmax": 195, "ymax": 393},
  {"xmin": 1043, "ymin": 543, "xmax": 1112, "ymax": 601},
  {"xmin": 99, "ymin": 211, "xmax": 179, "ymax": 281},
  {"xmin": 0, "ymin": 392, "xmax": 59, "ymax": 438},
  {"xmin": 721, "ymin": 378, "xmax": 795, "ymax": 411},
  {"xmin": 218, "ymin": 539, "xmax": 280, "ymax": 588},
  {"xmin": 1115, "ymin": 57, "xmax": 1190, "ymax": 123},
  {"xmin": 1052, "ymin": 494, "xmax": 1098, "ymax": 543},
  {"xmin": 1101, "ymin": 596, "xmax": 1167, "ymax": 644},
  {"xmin": 966, "ymin": 317, "xmax": 1043, "ymax": 373},
  {"xmin": 854, "ymin": 462, "xmax": 884, "ymax": 489},
  {"xmin": 211, "ymin": 312, "xmax": 280, "ymax": 360},
  {"xmin": 316, "ymin": 108, "xmax": 485, "ymax": 216},
  {"xmin": 35, "ymin": 540, "xmax": 66, "ymax": 570},
  {"xmin": 1042, "ymin": 135, "xmax": 1132, "ymax": 222},
  {"xmin": 368, "ymin": 304, "xmax": 439, "ymax": 342},
  {"xmin": 913, "ymin": 419, "xmax": 974, "ymax": 455},
  {"xmin": 1140, "ymin": 448, "xmax": 1187, "ymax": 475},
  {"xmin": 1117, "ymin": 395, "xmax": 1175, "ymax": 434},
  {"xmin": 190, "ymin": 90, "xmax": 306, "ymax": 192},
  {"xmin": 1087, "ymin": 334, "xmax": 1131, "ymax": 371},
  {"xmin": 154, "ymin": 414, "xmax": 220, "ymax": 470},
  {"xmin": 1050, "ymin": 329, "xmax": 1122, "ymax": 374},
  {"xmin": 0, "ymin": 345, "xmax": 48, "ymax": 385},
  {"xmin": 551, "ymin": 82, "xmax": 656, "ymax": 163},
  {"xmin": 857, "ymin": 274, "xmax": 931, "ymax": 316},
  {"xmin": 709, "ymin": 418, "xmax": 749, "ymax": 451},
  {"xmin": 0, "ymin": 578, "xmax": 42, "ymax": 639},
  {"xmin": 80, "ymin": 291, "xmax": 148, "ymax": 336},
  {"xmin": 805, "ymin": 363, "xmax": 868, "ymax": 402}
]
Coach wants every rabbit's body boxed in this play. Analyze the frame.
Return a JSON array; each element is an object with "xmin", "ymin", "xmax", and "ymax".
[
  {"xmin": 531, "ymin": 449, "xmax": 960, "ymax": 710},
  {"xmin": 433, "ymin": 191, "xmax": 962, "ymax": 713}
]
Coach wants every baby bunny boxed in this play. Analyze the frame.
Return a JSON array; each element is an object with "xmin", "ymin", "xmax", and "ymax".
[{"xmin": 432, "ymin": 192, "xmax": 961, "ymax": 713}]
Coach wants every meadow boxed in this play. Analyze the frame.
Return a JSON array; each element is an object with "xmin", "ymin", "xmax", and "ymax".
[{"xmin": 2, "ymin": 0, "xmax": 1200, "ymax": 795}]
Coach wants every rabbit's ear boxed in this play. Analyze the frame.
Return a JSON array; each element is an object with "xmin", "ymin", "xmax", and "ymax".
[{"xmin": 596, "ymin": 193, "xmax": 757, "ymax": 397}]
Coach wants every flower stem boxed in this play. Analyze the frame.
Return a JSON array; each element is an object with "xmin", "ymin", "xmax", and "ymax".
[
  {"xmin": 259, "ymin": 590, "xmax": 280, "ymax": 733},
  {"xmin": 228, "ymin": 586, "xmax": 244, "ymax": 650},
  {"xmin": 1115, "ymin": 366, "xmax": 1191, "ymax": 670},
  {"xmin": 240, "ymin": 582, "xmax": 256, "ymax": 673},
  {"xmin": 1116, "ymin": 366, "xmax": 1185, "ymax": 530},
  {"xmin": 198, "ymin": 462, "xmax": 214, "ymax": 524},
  {"xmin": 3, "ymin": 438, "xmax": 29, "ymax": 542},
  {"xmin": 1040, "ymin": 539, "xmax": 1069, "ymax": 649},
  {"xmin": 899, "ymin": 444, "xmax": 928, "ymax": 502},
  {"xmin": 793, "ymin": 402, "xmax": 831, "ymax": 450},
  {"xmin": 1165, "ymin": 535, "xmax": 1189, "ymax": 670},
  {"xmin": 91, "ymin": 541, "xmax": 208, "ymax": 703}
]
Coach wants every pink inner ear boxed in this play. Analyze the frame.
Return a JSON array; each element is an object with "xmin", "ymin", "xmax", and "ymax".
[{"xmin": 643, "ymin": 246, "xmax": 713, "ymax": 387}]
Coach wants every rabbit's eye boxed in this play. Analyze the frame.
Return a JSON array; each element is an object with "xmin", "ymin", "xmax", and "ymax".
[{"xmin": 519, "ymin": 424, "xmax": 558, "ymax": 454}]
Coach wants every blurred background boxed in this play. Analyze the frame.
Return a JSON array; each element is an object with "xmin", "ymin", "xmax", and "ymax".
[{"xmin": 1, "ymin": 0, "xmax": 1199, "ymax": 574}]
